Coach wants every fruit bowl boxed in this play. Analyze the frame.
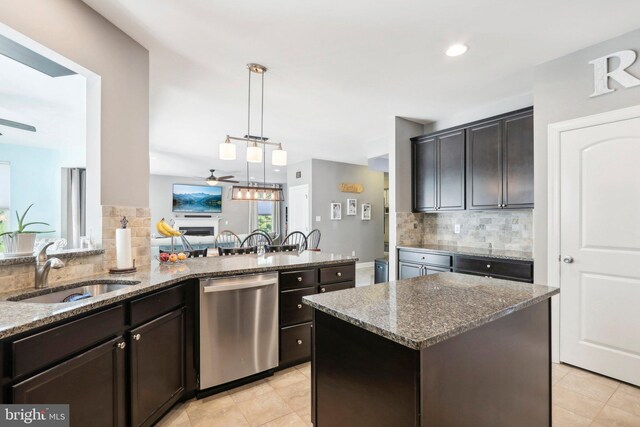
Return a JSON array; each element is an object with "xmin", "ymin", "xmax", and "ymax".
[{"xmin": 156, "ymin": 252, "xmax": 190, "ymax": 264}]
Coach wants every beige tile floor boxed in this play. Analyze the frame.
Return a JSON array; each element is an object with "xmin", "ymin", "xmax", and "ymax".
[{"xmin": 158, "ymin": 362, "xmax": 640, "ymax": 426}]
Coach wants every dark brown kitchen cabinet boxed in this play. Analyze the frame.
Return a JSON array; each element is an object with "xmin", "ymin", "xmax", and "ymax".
[
  {"xmin": 12, "ymin": 336, "xmax": 127, "ymax": 427},
  {"xmin": 130, "ymin": 308, "xmax": 185, "ymax": 427},
  {"xmin": 412, "ymin": 130, "xmax": 465, "ymax": 212},
  {"xmin": 398, "ymin": 261, "xmax": 423, "ymax": 280},
  {"xmin": 467, "ymin": 109, "xmax": 533, "ymax": 210}
]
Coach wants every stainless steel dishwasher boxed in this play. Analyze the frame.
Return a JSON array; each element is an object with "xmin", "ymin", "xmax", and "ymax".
[{"xmin": 199, "ymin": 273, "xmax": 279, "ymax": 389}]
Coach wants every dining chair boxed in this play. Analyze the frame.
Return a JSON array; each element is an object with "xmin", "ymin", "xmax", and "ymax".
[
  {"xmin": 306, "ymin": 229, "xmax": 321, "ymax": 250},
  {"xmin": 264, "ymin": 244, "xmax": 299, "ymax": 253},
  {"xmin": 244, "ymin": 230, "xmax": 273, "ymax": 248},
  {"xmin": 282, "ymin": 231, "xmax": 308, "ymax": 251},
  {"xmin": 214, "ymin": 230, "xmax": 241, "ymax": 248},
  {"xmin": 218, "ymin": 246, "xmax": 257, "ymax": 256}
]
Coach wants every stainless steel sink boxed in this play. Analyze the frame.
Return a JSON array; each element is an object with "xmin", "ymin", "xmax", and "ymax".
[{"xmin": 8, "ymin": 281, "xmax": 140, "ymax": 304}]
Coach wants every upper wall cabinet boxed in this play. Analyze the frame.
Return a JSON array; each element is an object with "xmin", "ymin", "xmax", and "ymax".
[
  {"xmin": 467, "ymin": 109, "xmax": 533, "ymax": 210},
  {"xmin": 412, "ymin": 129, "xmax": 465, "ymax": 212}
]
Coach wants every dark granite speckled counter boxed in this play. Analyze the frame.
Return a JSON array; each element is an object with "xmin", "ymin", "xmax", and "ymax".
[
  {"xmin": 0, "ymin": 252, "xmax": 356, "ymax": 340},
  {"xmin": 397, "ymin": 243, "xmax": 532, "ymax": 261},
  {"xmin": 303, "ymin": 272, "xmax": 557, "ymax": 350}
]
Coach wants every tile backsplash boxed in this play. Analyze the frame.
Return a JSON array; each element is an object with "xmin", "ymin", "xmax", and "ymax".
[
  {"xmin": 102, "ymin": 206, "xmax": 151, "ymax": 270},
  {"xmin": 397, "ymin": 210, "xmax": 533, "ymax": 252}
]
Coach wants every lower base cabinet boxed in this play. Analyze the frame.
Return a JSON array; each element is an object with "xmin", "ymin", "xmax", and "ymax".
[
  {"xmin": 12, "ymin": 337, "xmax": 126, "ymax": 427},
  {"xmin": 130, "ymin": 308, "xmax": 185, "ymax": 427}
]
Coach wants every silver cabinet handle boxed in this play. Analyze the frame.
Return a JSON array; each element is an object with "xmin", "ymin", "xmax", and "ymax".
[
  {"xmin": 297, "ymin": 304, "xmax": 302, "ymax": 309},
  {"xmin": 337, "ymin": 272, "xmax": 342, "ymax": 277},
  {"xmin": 563, "ymin": 256, "xmax": 574, "ymax": 264},
  {"xmin": 132, "ymin": 333, "xmax": 141, "ymax": 341},
  {"xmin": 117, "ymin": 342, "xmax": 126, "ymax": 350},
  {"xmin": 297, "ymin": 277, "xmax": 303, "ymax": 282},
  {"xmin": 320, "ymin": 287, "xmax": 326, "ymax": 293},
  {"xmin": 297, "ymin": 339, "xmax": 303, "ymax": 345}
]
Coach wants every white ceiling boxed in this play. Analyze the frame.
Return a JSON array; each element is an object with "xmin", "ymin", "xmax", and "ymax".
[
  {"xmin": 82, "ymin": 0, "xmax": 640, "ymax": 183},
  {"xmin": 0, "ymin": 54, "xmax": 86, "ymax": 164}
]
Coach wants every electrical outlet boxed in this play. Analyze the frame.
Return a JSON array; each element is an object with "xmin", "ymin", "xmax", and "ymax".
[
  {"xmin": 454, "ymin": 224, "xmax": 461, "ymax": 234},
  {"xmin": 352, "ymin": 250, "xmax": 356, "ymax": 256},
  {"xmin": 225, "ymin": 220, "xmax": 229, "ymax": 225},
  {"xmin": 316, "ymin": 216, "xmax": 321, "ymax": 222}
]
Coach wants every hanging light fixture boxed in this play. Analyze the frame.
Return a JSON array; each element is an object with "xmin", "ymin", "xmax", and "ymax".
[
  {"xmin": 219, "ymin": 136, "xmax": 236, "ymax": 160},
  {"xmin": 246, "ymin": 141, "xmax": 263, "ymax": 163},
  {"xmin": 272, "ymin": 143, "xmax": 287, "ymax": 166}
]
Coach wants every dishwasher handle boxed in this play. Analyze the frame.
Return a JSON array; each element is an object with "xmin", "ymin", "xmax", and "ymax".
[{"xmin": 202, "ymin": 278, "xmax": 278, "ymax": 293}]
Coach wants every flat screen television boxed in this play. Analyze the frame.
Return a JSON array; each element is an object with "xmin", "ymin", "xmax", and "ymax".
[{"xmin": 172, "ymin": 184, "xmax": 222, "ymax": 213}]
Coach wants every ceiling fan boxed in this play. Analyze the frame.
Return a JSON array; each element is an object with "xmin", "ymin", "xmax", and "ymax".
[{"xmin": 205, "ymin": 169, "xmax": 238, "ymax": 186}]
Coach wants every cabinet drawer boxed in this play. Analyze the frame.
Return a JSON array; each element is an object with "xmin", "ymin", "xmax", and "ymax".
[
  {"xmin": 280, "ymin": 323, "xmax": 312, "ymax": 365},
  {"xmin": 280, "ymin": 269, "xmax": 317, "ymax": 290},
  {"xmin": 129, "ymin": 285, "xmax": 185, "ymax": 327},
  {"xmin": 11, "ymin": 305, "xmax": 125, "ymax": 378},
  {"xmin": 281, "ymin": 288, "xmax": 315, "ymax": 327},
  {"xmin": 454, "ymin": 256, "xmax": 533, "ymax": 281},
  {"xmin": 319, "ymin": 264, "xmax": 355, "ymax": 284},
  {"xmin": 318, "ymin": 281, "xmax": 354, "ymax": 294},
  {"xmin": 398, "ymin": 250, "xmax": 451, "ymax": 267}
]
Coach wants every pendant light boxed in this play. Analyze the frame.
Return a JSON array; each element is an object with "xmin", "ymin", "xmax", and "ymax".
[
  {"xmin": 219, "ymin": 136, "xmax": 236, "ymax": 160},
  {"xmin": 246, "ymin": 141, "xmax": 263, "ymax": 163},
  {"xmin": 272, "ymin": 143, "xmax": 287, "ymax": 166}
]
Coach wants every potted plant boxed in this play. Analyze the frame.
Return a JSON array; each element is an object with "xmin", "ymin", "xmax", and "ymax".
[{"xmin": 0, "ymin": 204, "xmax": 54, "ymax": 256}]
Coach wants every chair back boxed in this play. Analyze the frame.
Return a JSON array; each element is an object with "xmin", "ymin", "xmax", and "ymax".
[
  {"xmin": 282, "ymin": 231, "xmax": 308, "ymax": 251},
  {"xmin": 218, "ymin": 246, "xmax": 257, "ymax": 256},
  {"xmin": 265, "ymin": 244, "xmax": 299, "ymax": 253},
  {"xmin": 190, "ymin": 248, "xmax": 208, "ymax": 258},
  {"xmin": 306, "ymin": 229, "xmax": 321, "ymax": 250},
  {"xmin": 243, "ymin": 231, "xmax": 273, "ymax": 249},
  {"xmin": 214, "ymin": 230, "xmax": 241, "ymax": 248}
]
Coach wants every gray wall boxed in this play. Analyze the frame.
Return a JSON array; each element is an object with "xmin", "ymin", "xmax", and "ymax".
[
  {"xmin": 533, "ymin": 28, "xmax": 640, "ymax": 283},
  {"xmin": 0, "ymin": 0, "xmax": 150, "ymax": 208}
]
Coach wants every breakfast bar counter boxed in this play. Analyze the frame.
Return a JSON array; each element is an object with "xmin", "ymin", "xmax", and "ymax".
[{"xmin": 303, "ymin": 273, "xmax": 559, "ymax": 427}]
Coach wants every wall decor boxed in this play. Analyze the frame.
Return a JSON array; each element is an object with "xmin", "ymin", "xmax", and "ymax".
[
  {"xmin": 339, "ymin": 183, "xmax": 364, "ymax": 193},
  {"xmin": 589, "ymin": 50, "xmax": 640, "ymax": 97},
  {"xmin": 361, "ymin": 203, "xmax": 371, "ymax": 221},
  {"xmin": 346, "ymin": 199, "xmax": 357, "ymax": 216},
  {"xmin": 331, "ymin": 202, "xmax": 342, "ymax": 220}
]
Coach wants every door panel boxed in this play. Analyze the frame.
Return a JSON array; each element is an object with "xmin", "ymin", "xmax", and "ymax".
[
  {"xmin": 438, "ymin": 130, "xmax": 465, "ymax": 210},
  {"xmin": 503, "ymin": 113, "xmax": 534, "ymax": 208},
  {"xmin": 288, "ymin": 185, "xmax": 310, "ymax": 233},
  {"xmin": 467, "ymin": 120, "xmax": 502, "ymax": 209},
  {"xmin": 560, "ymin": 115, "xmax": 640, "ymax": 386},
  {"xmin": 398, "ymin": 262, "xmax": 423, "ymax": 280},
  {"xmin": 413, "ymin": 138, "xmax": 437, "ymax": 211}
]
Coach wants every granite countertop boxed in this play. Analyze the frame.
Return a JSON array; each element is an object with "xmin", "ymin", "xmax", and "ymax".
[
  {"xmin": 303, "ymin": 273, "xmax": 557, "ymax": 350},
  {"xmin": 0, "ymin": 251, "xmax": 356, "ymax": 340},
  {"xmin": 397, "ymin": 244, "xmax": 533, "ymax": 262},
  {"xmin": 0, "ymin": 248, "xmax": 106, "ymax": 266}
]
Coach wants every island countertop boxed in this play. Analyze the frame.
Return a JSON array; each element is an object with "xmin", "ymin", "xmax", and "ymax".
[
  {"xmin": 397, "ymin": 243, "xmax": 533, "ymax": 262},
  {"xmin": 303, "ymin": 272, "xmax": 558, "ymax": 350},
  {"xmin": 0, "ymin": 251, "xmax": 356, "ymax": 340}
]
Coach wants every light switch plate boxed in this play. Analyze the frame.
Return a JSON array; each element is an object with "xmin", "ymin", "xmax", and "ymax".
[
  {"xmin": 316, "ymin": 216, "xmax": 321, "ymax": 222},
  {"xmin": 454, "ymin": 224, "xmax": 461, "ymax": 234}
]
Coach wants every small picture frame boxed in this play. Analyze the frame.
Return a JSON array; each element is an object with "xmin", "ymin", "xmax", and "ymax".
[
  {"xmin": 361, "ymin": 203, "xmax": 371, "ymax": 220},
  {"xmin": 331, "ymin": 202, "xmax": 342, "ymax": 220},
  {"xmin": 346, "ymin": 198, "xmax": 357, "ymax": 216}
]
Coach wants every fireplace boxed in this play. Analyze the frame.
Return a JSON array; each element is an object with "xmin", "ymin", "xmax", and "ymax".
[{"xmin": 180, "ymin": 226, "xmax": 215, "ymax": 236}]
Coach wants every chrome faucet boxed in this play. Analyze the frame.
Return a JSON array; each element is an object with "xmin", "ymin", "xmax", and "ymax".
[{"xmin": 35, "ymin": 242, "xmax": 65, "ymax": 289}]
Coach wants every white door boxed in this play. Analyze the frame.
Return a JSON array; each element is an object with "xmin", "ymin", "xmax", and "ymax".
[
  {"xmin": 559, "ymin": 112, "xmax": 640, "ymax": 386},
  {"xmin": 288, "ymin": 185, "xmax": 309, "ymax": 234}
]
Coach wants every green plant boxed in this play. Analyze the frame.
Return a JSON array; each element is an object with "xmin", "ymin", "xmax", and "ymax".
[{"xmin": 0, "ymin": 204, "xmax": 54, "ymax": 238}]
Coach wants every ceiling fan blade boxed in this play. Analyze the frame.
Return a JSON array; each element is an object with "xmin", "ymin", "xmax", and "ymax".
[
  {"xmin": 219, "ymin": 179, "xmax": 239, "ymax": 183},
  {"xmin": 0, "ymin": 118, "xmax": 36, "ymax": 132},
  {"xmin": 217, "ymin": 175, "xmax": 234, "ymax": 180}
]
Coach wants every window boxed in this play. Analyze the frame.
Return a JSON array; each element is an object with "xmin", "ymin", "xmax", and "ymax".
[
  {"xmin": 257, "ymin": 201, "xmax": 274, "ymax": 233},
  {"xmin": 0, "ymin": 162, "xmax": 10, "ymax": 253}
]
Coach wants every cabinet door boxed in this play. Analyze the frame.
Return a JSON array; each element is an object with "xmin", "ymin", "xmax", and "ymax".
[
  {"xmin": 467, "ymin": 119, "xmax": 502, "ymax": 210},
  {"xmin": 281, "ymin": 287, "xmax": 315, "ymax": 327},
  {"xmin": 130, "ymin": 308, "xmax": 185, "ymax": 427},
  {"xmin": 12, "ymin": 337, "xmax": 126, "ymax": 427},
  {"xmin": 425, "ymin": 266, "xmax": 451, "ymax": 275},
  {"xmin": 413, "ymin": 137, "xmax": 437, "ymax": 212},
  {"xmin": 437, "ymin": 130, "xmax": 466, "ymax": 210},
  {"xmin": 503, "ymin": 112, "xmax": 534, "ymax": 208},
  {"xmin": 398, "ymin": 262, "xmax": 423, "ymax": 280}
]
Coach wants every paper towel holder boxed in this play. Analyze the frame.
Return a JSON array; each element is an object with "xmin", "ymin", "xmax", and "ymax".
[{"xmin": 109, "ymin": 258, "xmax": 137, "ymax": 275}]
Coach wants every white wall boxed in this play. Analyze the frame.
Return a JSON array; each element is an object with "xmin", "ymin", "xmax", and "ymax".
[{"xmin": 533, "ymin": 27, "xmax": 640, "ymax": 284}]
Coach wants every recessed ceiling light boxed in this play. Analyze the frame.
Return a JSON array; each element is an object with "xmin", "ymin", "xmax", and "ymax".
[
  {"xmin": 445, "ymin": 44, "xmax": 468, "ymax": 57},
  {"xmin": 274, "ymin": 169, "xmax": 280, "ymax": 172}
]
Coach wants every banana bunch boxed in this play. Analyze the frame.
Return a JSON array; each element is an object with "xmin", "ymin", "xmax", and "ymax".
[{"xmin": 156, "ymin": 218, "xmax": 182, "ymax": 237}]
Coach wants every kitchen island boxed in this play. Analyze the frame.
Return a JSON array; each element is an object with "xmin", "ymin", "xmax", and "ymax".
[{"xmin": 304, "ymin": 273, "xmax": 559, "ymax": 427}]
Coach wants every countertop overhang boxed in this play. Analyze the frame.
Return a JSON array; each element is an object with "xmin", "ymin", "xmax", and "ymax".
[
  {"xmin": 303, "ymin": 272, "xmax": 558, "ymax": 350},
  {"xmin": 0, "ymin": 252, "xmax": 357, "ymax": 340}
]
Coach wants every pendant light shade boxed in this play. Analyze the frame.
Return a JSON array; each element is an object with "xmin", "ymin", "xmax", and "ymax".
[
  {"xmin": 219, "ymin": 136, "xmax": 236, "ymax": 160},
  {"xmin": 246, "ymin": 142, "xmax": 262, "ymax": 163},
  {"xmin": 272, "ymin": 144, "xmax": 287, "ymax": 166}
]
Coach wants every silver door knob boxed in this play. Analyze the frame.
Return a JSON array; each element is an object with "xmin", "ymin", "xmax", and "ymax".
[
  {"xmin": 563, "ymin": 256, "xmax": 574, "ymax": 264},
  {"xmin": 337, "ymin": 272, "xmax": 342, "ymax": 277},
  {"xmin": 117, "ymin": 342, "xmax": 126, "ymax": 350},
  {"xmin": 133, "ymin": 333, "xmax": 141, "ymax": 341},
  {"xmin": 297, "ymin": 339, "xmax": 303, "ymax": 345},
  {"xmin": 297, "ymin": 277, "xmax": 302, "ymax": 282},
  {"xmin": 320, "ymin": 287, "xmax": 326, "ymax": 293},
  {"xmin": 486, "ymin": 264, "xmax": 491, "ymax": 269},
  {"xmin": 297, "ymin": 304, "xmax": 302, "ymax": 309}
]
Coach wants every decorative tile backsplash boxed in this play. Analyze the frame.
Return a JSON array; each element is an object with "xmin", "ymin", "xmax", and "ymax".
[
  {"xmin": 102, "ymin": 206, "xmax": 151, "ymax": 270},
  {"xmin": 397, "ymin": 210, "xmax": 533, "ymax": 252}
]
